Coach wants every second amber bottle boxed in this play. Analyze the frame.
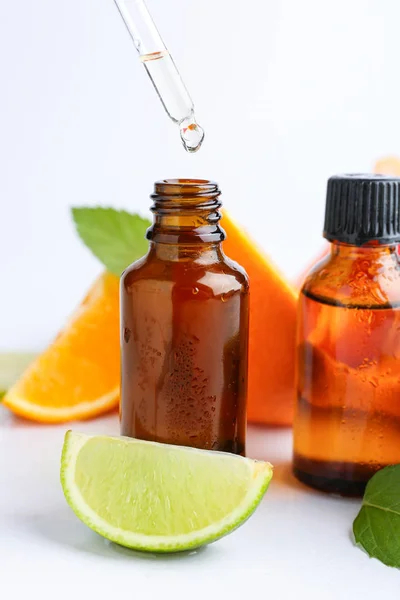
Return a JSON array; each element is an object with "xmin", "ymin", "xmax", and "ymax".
[
  {"xmin": 120, "ymin": 179, "xmax": 249, "ymax": 454},
  {"xmin": 293, "ymin": 174, "xmax": 400, "ymax": 495}
]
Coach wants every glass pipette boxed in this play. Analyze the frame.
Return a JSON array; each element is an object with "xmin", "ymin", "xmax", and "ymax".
[{"xmin": 113, "ymin": 0, "xmax": 205, "ymax": 153}]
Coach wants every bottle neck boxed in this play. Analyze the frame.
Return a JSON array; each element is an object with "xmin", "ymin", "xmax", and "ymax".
[
  {"xmin": 148, "ymin": 241, "xmax": 224, "ymax": 263},
  {"xmin": 146, "ymin": 179, "xmax": 225, "ymax": 246},
  {"xmin": 331, "ymin": 241, "xmax": 399, "ymax": 261}
]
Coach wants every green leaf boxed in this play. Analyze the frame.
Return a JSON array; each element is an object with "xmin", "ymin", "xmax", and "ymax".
[
  {"xmin": 72, "ymin": 207, "xmax": 151, "ymax": 276},
  {"xmin": 353, "ymin": 465, "xmax": 400, "ymax": 568}
]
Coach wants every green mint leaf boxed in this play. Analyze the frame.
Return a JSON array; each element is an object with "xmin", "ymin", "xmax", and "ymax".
[
  {"xmin": 353, "ymin": 464, "xmax": 400, "ymax": 568},
  {"xmin": 72, "ymin": 207, "xmax": 151, "ymax": 276}
]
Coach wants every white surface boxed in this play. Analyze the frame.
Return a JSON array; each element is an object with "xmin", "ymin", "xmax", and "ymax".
[
  {"xmin": 2, "ymin": 0, "xmax": 400, "ymax": 349},
  {"xmin": 1, "ymin": 410, "xmax": 398, "ymax": 599}
]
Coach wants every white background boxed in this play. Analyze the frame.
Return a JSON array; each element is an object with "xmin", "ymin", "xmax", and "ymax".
[
  {"xmin": 1, "ymin": 1, "xmax": 400, "ymax": 596},
  {"xmin": 2, "ymin": 0, "xmax": 400, "ymax": 349}
]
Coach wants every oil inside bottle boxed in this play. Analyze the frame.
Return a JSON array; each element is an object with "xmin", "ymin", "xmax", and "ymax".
[
  {"xmin": 293, "ymin": 289, "xmax": 400, "ymax": 496},
  {"xmin": 120, "ymin": 179, "xmax": 247, "ymax": 455}
]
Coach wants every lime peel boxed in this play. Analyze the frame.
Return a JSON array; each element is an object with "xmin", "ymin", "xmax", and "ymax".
[{"xmin": 61, "ymin": 431, "xmax": 273, "ymax": 553}]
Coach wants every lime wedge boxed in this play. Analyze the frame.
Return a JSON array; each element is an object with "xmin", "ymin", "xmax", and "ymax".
[
  {"xmin": 0, "ymin": 352, "xmax": 36, "ymax": 399},
  {"xmin": 61, "ymin": 432, "xmax": 273, "ymax": 553}
]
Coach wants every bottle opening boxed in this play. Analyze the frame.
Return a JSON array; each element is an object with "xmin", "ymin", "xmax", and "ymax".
[
  {"xmin": 148, "ymin": 178, "xmax": 224, "ymax": 244},
  {"xmin": 154, "ymin": 179, "xmax": 219, "ymax": 198}
]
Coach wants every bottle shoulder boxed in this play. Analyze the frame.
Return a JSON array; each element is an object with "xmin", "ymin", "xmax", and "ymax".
[
  {"xmin": 121, "ymin": 254, "xmax": 150, "ymax": 284},
  {"xmin": 219, "ymin": 253, "xmax": 249, "ymax": 290},
  {"xmin": 121, "ymin": 250, "xmax": 249, "ymax": 296},
  {"xmin": 302, "ymin": 248, "xmax": 400, "ymax": 307}
]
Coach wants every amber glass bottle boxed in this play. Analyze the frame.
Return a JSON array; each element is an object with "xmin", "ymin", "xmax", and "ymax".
[
  {"xmin": 120, "ymin": 179, "xmax": 249, "ymax": 454},
  {"xmin": 293, "ymin": 174, "xmax": 400, "ymax": 496}
]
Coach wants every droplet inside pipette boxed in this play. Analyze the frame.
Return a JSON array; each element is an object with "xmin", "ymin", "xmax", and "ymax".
[{"xmin": 179, "ymin": 115, "xmax": 205, "ymax": 153}]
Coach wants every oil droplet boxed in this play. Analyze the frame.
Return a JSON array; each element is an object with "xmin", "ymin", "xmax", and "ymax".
[
  {"xmin": 179, "ymin": 114, "xmax": 205, "ymax": 153},
  {"xmin": 192, "ymin": 287, "xmax": 199, "ymax": 295}
]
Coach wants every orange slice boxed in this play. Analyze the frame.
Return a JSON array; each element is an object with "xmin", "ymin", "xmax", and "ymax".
[
  {"xmin": 4, "ymin": 272, "xmax": 120, "ymax": 423},
  {"xmin": 222, "ymin": 212, "xmax": 298, "ymax": 426}
]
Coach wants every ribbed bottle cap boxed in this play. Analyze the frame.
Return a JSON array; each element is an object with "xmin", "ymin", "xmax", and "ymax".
[{"xmin": 323, "ymin": 174, "xmax": 400, "ymax": 245}]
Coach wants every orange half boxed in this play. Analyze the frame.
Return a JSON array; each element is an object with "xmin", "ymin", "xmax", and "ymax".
[
  {"xmin": 4, "ymin": 272, "xmax": 120, "ymax": 423},
  {"xmin": 222, "ymin": 212, "xmax": 298, "ymax": 426}
]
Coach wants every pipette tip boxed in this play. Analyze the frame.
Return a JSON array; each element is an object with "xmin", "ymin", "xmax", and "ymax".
[{"xmin": 179, "ymin": 116, "xmax": 205, "ymax": 153}]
